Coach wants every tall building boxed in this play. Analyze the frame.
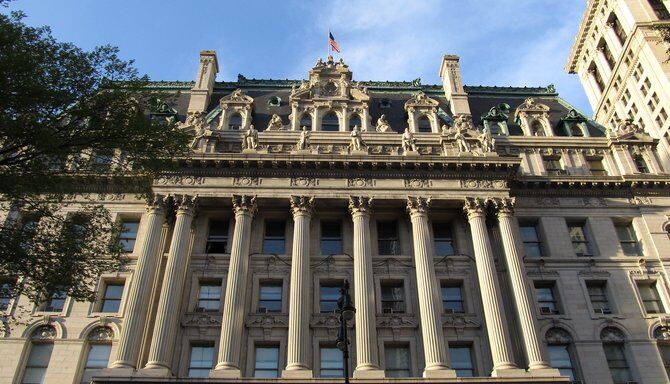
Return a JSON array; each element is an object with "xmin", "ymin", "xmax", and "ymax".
[{"xmin": 2, "ymin": 45, "xmax": 670, "ymax": 383}]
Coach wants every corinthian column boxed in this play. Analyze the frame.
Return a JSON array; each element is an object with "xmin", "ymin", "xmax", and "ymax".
[
  {"xmin": 211, "ymin": 195, "xmax": 257, "ymax": 378},
  {"xmin": 283, "ymin": 196, "xmax": 315, "ymax": 378},
  {"xmin": 491, "ymin": 198, "xmax": 560, "ymax": 376},
  {"xmin": 407, "ymin": 197, "xmax": 456, "ymax": 378},
  {"xmin": 348, "ymin": 197, "xmax": 384, "ymax": 379},
  {"xmin": 144, "ymin": 195, "xmax": 197, "ymax": 375},
  {"xmin": 110, "ymin": 195, "xmax": 167, "ymax": 370},
  {"xmin": 463, "ymin": 197, "xmax": 521, "ymax": 377}
]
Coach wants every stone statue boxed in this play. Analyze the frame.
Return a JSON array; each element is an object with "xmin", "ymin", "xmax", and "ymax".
[
  {"xmin": 440, "ymin": 124, "xmax": 450, "ymax": 135},
  {"xmin": 402, "ymin": 128, "xmax": 418, "ymax": 152},
  {"xmin": 349, "ymin": 125, "xmax": 365, "ymax": 151},
  {"xmin": 243, "ymin": 125, "xmax": 258, "ymax": 150},
  {"xmin": 455, "ymin": 128, "xmax": 471, "ymax": 153},
  {"xmin": 376, "ymin": 114, "xmax": 392, "ymax": 132},
  {"xmin": 267, "ymin": 114, "xmax": 283, "ymax": 130},
  {"xmin": 478, "ymin": 126, "xmax": 495, "ymax": 153},
  {"xmin": 297, "ymin": 126, "xmax": 310, "ymax": 150}
]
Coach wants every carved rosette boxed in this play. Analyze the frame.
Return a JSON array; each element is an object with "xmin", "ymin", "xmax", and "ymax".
[
  {"xmin": 232, "ymin": 195, "xmax": 257, "ymax": 217},
  {"xmin": 406, "ymin": 196, "xmax": 431, "ymax": 216},
  {"xmin": 654, "ymin": 326, "xmax": 670, "ymax": 341},
  {"xmin": 289, "ymin": 196, "xmax": 315, "ymax": 217},
  {"xmin": 600, "ymin": 327, "xmax": 626, "ymax": 342},
  {"xmin": 463, "ymin": 197, "xmax": 488, "ymax": 220},
  {"xmin": 88, "ymin": 326, "xmax": 114, "ymax": 342},
  {"xmin": 545, "ymin": 328, "xmax": 572, "ymax": 345},
  {"xmin": 348, "ymin": 196, "xmax": 373, "ymax": 217},
  {"xmin": 174, "ymin": 194, "xmax": 198, "ymax": 216},
  {"xmin": 31, "ymin": 324, "xmax": 57, "ymax": 340},
  {"xmin": 489, "ymin": 197, "xmax": 515, "ymax": 218}
]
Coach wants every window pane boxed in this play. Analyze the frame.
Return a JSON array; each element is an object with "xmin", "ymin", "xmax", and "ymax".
[
  {"xmin": 520, "ymin": 226, "xmax": 539, "ymax": 242},
  {"xmin": 254, "ymin": 347, "xmax": 279, "ymax": 378},
  {"xmin": 198, "ymin": 284, "xmax": 221, "ymax": 311},
  {"xmin": 321, "ymin": 221, "xmax": 342, "ymax": 255},
  {"xmin": 548, "ymin": 345, "xmax": 575, "ymax": 381},
  {"xmin": 320, "ymin": 285, "xmax": 341, "ymax": 313},
  {"xmin": 449, "ymin": 346, "xmax": 474, "ymax": 377},
  {"xmin": 434, "ymin": 224, "xmax": 454, "ymax": 256},
  {"xmin": 381, "ymin": 283, "xmax": 405, "ymax": 313},
  {"xmin": 259, "ymin": 284, "xmax": 282, "ymax": 312},
  {"xmin": 441, "ymin": 285, "xmax": 464, "ymax": 313},
  {"xmin": 22, "ymin": 344, "xmax": 53, "ymax": 384},
  {"xmin": 264, "ymin": 221, "xmax": 285, "ymax": 254},
  {"xmin": 207, "ymin": 220, "xmax": 229, "ymax": 253},
  {"xmin": 101, "ymin": 284, "xmax": 124, "ymax": 313},
  {"xmin": 320, "ymin": 347, "xmax": 343, "ymax": 377},
  {"xmin": 120, "ymin": 221, "xmax": 139, "ymax": 252},
  {"xmin": 189, "ymin": 345, "xmax": 214, "ymax": 377},
  {"xmin": 385, "ymin": 346, "xmax": 410, "ymax": 377},
  {"xmin": 0, "ymin": 281, "xmax": 13, "ymax": 311}
]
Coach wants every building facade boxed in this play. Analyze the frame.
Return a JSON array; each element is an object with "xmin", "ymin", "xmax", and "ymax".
[{"xmin": 1, "ymin": 28, "xmax": 670, "ymax": 383}]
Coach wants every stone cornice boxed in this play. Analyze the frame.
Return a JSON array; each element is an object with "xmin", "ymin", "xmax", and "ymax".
[{"xmin": 566, "ymin": 0, "xmax": 600, "ymax": 73}]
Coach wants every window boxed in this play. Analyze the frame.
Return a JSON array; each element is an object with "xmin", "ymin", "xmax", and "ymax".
[
  {"xmin": 417, "ymin": 115, "xmax": 432, "ymax": 133},
  {"xmin": 519, "ymin": 223, "xmax": 543, "ymax": 257},
  {"xmin": 0, "ymin": 281, "xmax": 13, "ymax": 311},
  {"xmin": 206, "ymin": 219, "xmax": 229, "ymax": 253},
  {"xmin": 299, "ymin": 114, "xmax": 312, "ymax": 130},
  {"xmin": 320, "ymin": 347, "xmax": 344, "ymax": 377},
  {"xmin": 381, "ymin": 281, "xmax": 405, "ymax": 313},
  {"xmin": 586, "ymin": 157, "xmax": 607, "ymax": 176},
  {"xmin": 320, "ymin": 283, "xmax": 341, "ymax": 313},
  {"xmin": 531, "ymin": 120, "xmax": 545, "ymax": 136},
  {"xmin": 609, "ymin": 13, "xmax": 627, "ymax": 44},
  {"xmin": 658, "ymin": 108, "xmax": 669, "ymax": 128},
  {"xmin": 258, "ymin": 282, "xmax": 282, "ymax": 312},
  {"xmin": 197, "ymin": 282, "xmax": 221, "ymax": 312},
  {"xmin": 322, "ymin": 112, "xmax": 339, "ymax": 132},
  {"xmin": 649, "ymin": 0, "xmax": 670, "ymax": 20},
  {"xmin": 263, "ymin": 220, "xmax": 285, "ymax": 254},
  {"xmin": 379, "ymin": 98, "xmax": 392, "ymax": 109},
  {"xmin": 228, "ymin": 113, "xmax": 242, "ymax": 130},
  {"xmin": 320, "ymin": 221, "xmax": 342, "ymax": 255},
  {"xmin": 591, "ymin": 64, "xmax": 605, "ymax": 92},
  {"xmin": 268, "ymin": 96, "xmax": 281, "ymax": 107},
  {"xmin": 638, "ymin": 281, "xmax": 665, "ymax": 314},
  {"xmin": 91, "ymin": 150, "xmax": 114, "ymax": 170},
  {"xmin": 441, "ymin": 282, "xmax": 464, "ymax": 313},
  {"xmin": 433, "ymin": 223, "xmax": 454, "ymax": 256},
  {"xmin": 100, "ymin": 283, "xmax": 124, "ymax": 313},
  {"xmin": 385, "ymin": 345, "xmax": 411, "ymax": 377},
  {"xmin": 119, "ymin": 220, "xmax": 139, "ymax": 252},
  {"xmin": 547, "ymin": 344, "xmax": 576, "ymax": 381},
  {"xmin": 449, "ymin": 345, "xmax": 474, "ymax": 377},
  {"xmin": 568, "ymin": 223, "xmax": 592, "ymax": 256},
  {"xmin": 568, "ymin": 123, "xmax": 584, "ymax": 137},
  {"xmin": 622, "ymin": 89, "xmax": 631, "ymax": 105},
  {"xmin": 348, "ymin": 114, "xmax": 362, "ymax": 131},
  {"xmin": 377, "ymin": 221, "xmax": 399, "ymax": 255},
  {"xmin": 615, "ymin": 223, "xmax": 642, "ymax": 256},
  {"xmin": 534, "ymin": 282, "xmax": 559, "ymax": 314},
  {"xmin": 587, "ymin": 281, "xmax": 612, "ymax": 314},
  {"xmin": 42, "ymin": 287, "xmax": 66, "ymax": 312},
  {"xmin": 603, "ymin": 343, "xmax": 632, "ymax": 383},
  {"xmin": 254, "ymin": 345, "xmax": 279, "ymax": 378},
  {"xmin": 80, "ymin": 344, "xmax": 111, "ymax": 383},
  {"xmin": 654, "ymin": 327, "xmax": 670, "ymax": 379},
  {"xmin": 22, "ymin": 343, "xmax": 53, "ymax": 384},
  {"xmin": 650, "ymin": 92, "xmax": 660, "ymax": 112},
  {"xmin": 543, "ymin": 156, "xmax": 563, "ymax": 175},
  {"xmin": 633, "ymin": 155, "xmax": 649, "ymax": 174},
  {"xmin": 188, "ymin": 345, "xmax": 214, "ymax": 378}
]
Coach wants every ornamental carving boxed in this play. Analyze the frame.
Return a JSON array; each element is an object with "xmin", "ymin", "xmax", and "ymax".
[
  {"xmin": 376, "ymin": 315, "xmax": 417, "ymax": 328},
  {"xmin": 654, "ymin": 326, "xmax": 670, "ymax": 341},
  {"xmin": 183, "ymin": 313, "xmax": 222, "ymax": 327},
  {"xmin": 311, "ymin": 313, "xmax": 341, "ymax": 328},
  {"xmin": 174, "ymin": 194, "xmax": 197, "ymax": 213},
  {"xmin": 490, "ymin": 197, "xmax": 515, "ymax": 215},
  {"xmin": 88, "ymin": 326, "xmax": 114, "ymax": 341},
  {"xmin": 247, "ymin": 313, "xmax": 288, "ymax": 328},
  {"xmin": 628, "ymin": 196, "xmax": 652, "ymax": 205},
  {"xmin": 407, "ymin": 196, "xmax": 431, "ymax": 215},
  {"xmin": 404, "ymin": 179, "xmax": 432, "ymax": 188},
  {"xmin": 290, "ymin": 177, "xmax": 318, "ymax": 187},
  {"xmin": 545, "ymin": 328, "xmax": 572, "ymax": 344},
  {"xmin": 233, "ymin": 177, "xmax": 260, "ymax": 187},
  {"xmin": 157, "ymin": 175, "xmax": 205, "ymax": 185},
  {"xmin": 441, "ymin": 314, "xmax": 480, "ymax": 329},
  {"xmin": 600, "ymin": 327, "xmax": 626, "ymax": 342},
  {"xmin": 31, "ymin": 325, "xmax": 56, "ymax": 340},
  {"xmin": 348, "ymin": 196, "xmax": 373, "ymax": 216},
  {"xmin": 459, "ymin": 179, "xmax": 507, "ymax": 189},
  {"xmin": 289, "ymin": 195, "xmax": 315, "ymax": 216},
  {"xmin": 231, "ymin": 195, "xmax": 257, "ymax": 216},
  {"xmin": 96, "ymin": 193, "xmax": 126, "ymax": 201},
  {"xmin": 463, "ymin": 197, "xmax": 488, "ymax": 218},
  {"xmin": 347, "ymin": 178, "xmax": 375, "ymax": 188}
]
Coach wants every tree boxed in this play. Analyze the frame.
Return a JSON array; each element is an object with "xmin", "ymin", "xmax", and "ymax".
[{"xmin": 0, "ymin": 9, "xmax": 190, "ymax": 310}]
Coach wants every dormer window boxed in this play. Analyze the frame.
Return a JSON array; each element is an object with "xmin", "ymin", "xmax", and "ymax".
[
  {"xmin": 569, "ymin": 123, "xmax": 584, "ymax": 137},
  {"xmin": 268, "ymin": 96, "xmax": 281, "ymax": 107},
  {"xmin": 348, "ymin": 114, "xmax": 361, "ymax": 131},
  {"xmin": 417, "ymin": 115, "xmax": 432, "ymax": 133},
  {"xmin": 531, "ymin": 121, "xmax": 545, "ymax": 136},
  {"xmin": 322, "ymin": 112, "xmax": 339, "ymax": 132},
  {"xmin": 379, "ymin": 98, "xmax": 392, "ymax": 109},
  {"xmin": 634, "ymin": 155, "xmax": 649, "ymax": 173},
  {"xmin": 228, "ymin": 113, "xmax": 242, "ymax": 130},
  {"xmin": 299, "ymin": 114, "xmax": 312, "ymax": 130}
]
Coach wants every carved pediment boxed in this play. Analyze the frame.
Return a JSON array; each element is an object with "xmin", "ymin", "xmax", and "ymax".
[
  {"xmin": 515, "ymin": 97, "xmax": 550, "ymax": 115},
  {"xmin": 220, "ymin": 88, "xmax": 254, "ymax": 106},
  {"xmin": 405, "ymin": 91, "xmax": 439, "ymax": 109},
  {"xmin": 607, "ymin": 119, "xmax": 652, "ymax": 141}
]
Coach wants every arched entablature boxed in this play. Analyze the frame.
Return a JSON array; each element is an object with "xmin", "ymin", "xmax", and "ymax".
[
  {"xmin": 539, "ymin": 321, "xmax": 579, "ymax": 343},
  {"xmin": 650, "ymin": 322, "xmax": 670, "ymax": 342},
  {"xmin": 595, "ymin": 321, "xmax": 632, "ymax": 342},
  {"xmin": 405, "ymin": 91, "xmax": 439, "ymax": 133},
  {"xmin": 217, "ymin": 89, "xmax": 254, "ymax": 131},
  {"xmin": 22, "ymin": 321, "xmax": 65, "ymax": 340},
  {"xmin": 79, "ymin": 319, "xmax": 120, "ymax": 341},
  {"xmin": 514, "ymin": 97, "xmax": 552, "ymax": 137}
]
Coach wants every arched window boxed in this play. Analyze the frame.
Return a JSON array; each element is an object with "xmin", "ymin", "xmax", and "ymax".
[
  {"xmin": 489, "ymin": 122, "xmax": 503, "ymax": 135},
  {"xmin": 600, "ymin": 327, "xmax": 633, "ymax": 383},
  {"xmin": 634, "ymin": 155, "xmax": 649, "ymax": 173},
  {"xmin": 22, "ymin": 325, "xmax": 56, "ymax": 383},
  {"xmin": 322, "ymin": 112, "xmax": 339, "ymax": 132},
  {"xmin": 531, "ymin": 120, "xmax": 545, "ymax": 136},
  {"xmin": 545, "ymin": 328, "xmax": 578, "ymax": 381},
  {"xmin": 654, "ymin": 326, "xmax": 670, "ymax": 379},
  {"xmin": 80, "ymin": 327, "xmax": 113, "ymax": 384},
  {"xmin": 417, "ymin": 115, "xmax": 432, "ymax": 133},
  {"xmin": 228, "ymin": 113, "xmax": 242, "ymax": 130},
  {"xmin": 568, "ymin": 123, "xmax": 584, "ymax": 137},
  {"xmin": 299, "ymin": 114, "xmax": 312, "ymax": 130},
  {"xmin": 348, "ymin": 114, "xmax": 361, "ymax": 131}
]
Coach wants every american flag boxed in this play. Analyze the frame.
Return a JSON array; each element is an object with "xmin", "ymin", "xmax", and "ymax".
[{"xmin": 329, "ymin": 32, "xmax": 340, "ymax": 53}]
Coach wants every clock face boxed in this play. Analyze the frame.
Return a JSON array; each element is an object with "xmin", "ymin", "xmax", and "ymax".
[{"xmin": 323, "ymin": 81, "xmax": 338, "ymax": 95}]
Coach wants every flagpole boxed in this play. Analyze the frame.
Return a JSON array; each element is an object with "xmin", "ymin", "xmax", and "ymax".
[{"xmin": 328, "ymin": 28, "xmax": 331, "ymax": 57}]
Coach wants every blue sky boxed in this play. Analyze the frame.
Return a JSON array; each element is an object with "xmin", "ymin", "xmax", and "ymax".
[{"xmin": 7, "ymin": 0, "xmax": 592, "ymax": 115}]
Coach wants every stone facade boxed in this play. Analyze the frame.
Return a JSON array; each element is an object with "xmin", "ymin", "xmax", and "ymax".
[{"xmin": 2, "ymin": 41, "xmax": 670, "ymax": 384}]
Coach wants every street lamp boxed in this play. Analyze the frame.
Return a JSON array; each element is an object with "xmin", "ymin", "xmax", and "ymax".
[{"xmin": 336, "ymin": 280, "xmax": 355, "ymax": 383}]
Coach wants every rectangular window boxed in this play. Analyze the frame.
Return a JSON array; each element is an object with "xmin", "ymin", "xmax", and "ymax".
[
  {"xmin": 568, "ymin": 223, "xmax": 592, "ymax": 256},
  {"xmin": 441, "ymin": 282, "xmax": 464, "ymax": 313},
  {"xmin": 449, "ymin": 345, "xmax": 475, "ymax": 377},
  {"xmin": 381, "ymin": 281, "xmax": 405, "ymax": 313},
  {"xmin": 197, "ymin": 282, "xmax": 221, "ymax": 312},
  {"xmin": 587, "ymin": 281, "xmax": 612, "ymax": 314},
  {"xmin": 119, "ymin": 221, "xmax": 139, "ymax": 252},
  {"xmin": 206, "ymin": 219, "xmax": 229, "ymax": 253},
  {"xmin": 543, "ymin": 156, "xmax": 564, "ymax": 175},
  {"xmin": 604, "ymin": 343, "xmax": 633, "ymax": 383},
  {"xmin": 320, "ymin": 283, "xmax": 341, "ymax": 313},
  {"xmin": 650, "ymin": 92, "xmax": 660, "ymax": 111},
  {"xmin": 263, "ymin": 220, "xmax": 285, "ymax": 255},
  {"xmin": 377, "ymin": 221, "xmax": 399, "ymax": 255},
  {"xmin": 259, "ymin": 283, "xmax": 282, "ymax": 313},
  {"xmin": 254, "ymin": 345, "xmax": 279, "ymax": 378},
  {"xmin": 43, "ymin": 287, "xmax": 67, "ymax": 312},
  {"xmin": 586, "ymin": 157, "xmax": 607, "ymax": 176},
  {"xmin": 519, "ymin": 223, "xmax": 543, "ymax": 257},
  {"xmin": 22, "ymin": 343, "xmax": 53, "ymax": 384},
  {"xmin": 80, "ymin": 344, "xmax": 111, "ymax": 384},
  {"xmin": 320, "ymin": 347, "xmax": 344, "ymax": 378},
  {"xmin": 615, "ymin": 223, "xmax": 642, "ymax": 256},
  {"xmin": 659, "ymin": 343, "xmax": 670, "ymax": 379},
  {"xmin": 385, "ymin": 345, "xmax": 411, "ymax": 377},
  {"xmin": 100, "ymin": 283, "xmax": 124, "ymax": 313},
  {"xmin": 433, "ymin": 223, "xmax": 455, "ymax": 256},
  {"xmin": 634, "ymin": 155, "xmax": 649, "ymax": 173},
  {"xmin": 0, "ymin": 281, "xmax": 14, "ymax": 311},
  {"xmin": 548, "ymin": 345, "xmax": 576, "ymax": 381},
  {"xmin": 188, "ymin": 345, "xmax": 214, "ymax": 378},
  {"xmin": 535, "ymin": 282, "xmax": 559, "ymax": 314},
  {"xmin": 320, "ymin": 221, "xmax": 343, "ymax": 255},
  {"xmin": 638, "ymin": 282, "xmax": 665, "ymax": 314}
]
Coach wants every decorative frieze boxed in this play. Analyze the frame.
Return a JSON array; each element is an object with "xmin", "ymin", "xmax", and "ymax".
[
  {"xmin": 157, "ymin": 175, "xmax": 205, "ymax": 185},
  {"xmin": 233, "ymin": 176, "xmax": 261, "ymax": 187},
  {"xmin": 460, "ymin": 179, "xmax": 507, "ymax": 189},
  {"xmin": 404, "ymin": 178, "xmax": 432, "ymax": 188},
  {"xmin": 290, "ymin": 177, "xmax": 318, "ymax": 187},
  {"xmin": 347, "ymin": 177, "xmax": 375, "ymax": 188}
]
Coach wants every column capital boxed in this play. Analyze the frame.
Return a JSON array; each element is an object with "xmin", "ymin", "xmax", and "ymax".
[
  {"xmin": 145, "ymin": 194, "xmax": 169, "ymax": 214},
  {"xmin": 348, "ymin": 196, "xmax": 373, "ymax": 216},
  {"xmin": 463, "ymin": 197, "xmax": 488, "ymax": 220},
  {"xmin": 232, "ymin": 195, "xmax": 257, "ymax": 217},
  {"xmin": 289, "ymin": 196, "xmax": 315, "ymax": 217},
  {"xmin": 174, "ymin": 194, "xmax": 198, "ymax": 216},
  {"xmin": 489, "ymin": 197, "xmax": 515, "ymax": 217},
  {"xmin": 406, "ymin": 196, "xmax": 431, "ymax": 216}
]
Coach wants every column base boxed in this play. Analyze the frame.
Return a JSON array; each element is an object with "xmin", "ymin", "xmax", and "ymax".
[
  {"xmin": 528, "ymin": 367, "xmax": 563, "ymax": 377},
  {"xmin": 135, "ymin": 367, "xmax": 173, "ymax": 377},
  {"xmin": 353, "ymin": 367, "xmax": 385, "ymax": 379},
  {"xmin": 281, "ymin": 369, "xmax": 313, "ymax": 379},
  {"xmin": 99, "ymin": 367, "xmax": 135, "ymax": 377},
  {"xmin": 491, "ymin": 367, "xmax": 529, "ymax": 377},
  {"xmin": 423, "ymin": 368, "xmax": 457, "ymax": 378},
  {"xmin": 209, "ymin": 368, "xmax": 242, "ymax": 378}
]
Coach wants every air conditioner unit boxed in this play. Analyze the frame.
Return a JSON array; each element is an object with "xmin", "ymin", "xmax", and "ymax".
[
  {"xmin": 594, "ymin": 308, "xmax": 612, "ymax": 315},
  {"xmin": 382, "ymin": 307, "xmax": 394, "ymax": 314},
  {"xmin": 258, "ymin": 307, "xmax": 268, "ymax": 313},
  {"xmin": 540, "ymin": 306, "xmax": 555, "ymax": 315},
  {"xmin": 444, "ymin": 308, "xmax": 455, "ymax": 314}
]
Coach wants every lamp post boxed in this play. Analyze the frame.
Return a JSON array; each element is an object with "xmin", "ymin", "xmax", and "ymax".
[{"xmin": 336, "ymin": 280, "xmax": 355, "ymax": 384}]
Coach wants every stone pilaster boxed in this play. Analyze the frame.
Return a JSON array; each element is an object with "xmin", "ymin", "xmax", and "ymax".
[
  {"xmin": 348, "ymin": 197, "xmax": 384, "ymax": 379},
  {"xmin": 143, "ymin": 195, "xmax": 197, "ymax": 375},
  {"xmin": 491, "ymin": 198, "xmax": 560, "ymax": 377},
  {"xmin": 283, "ymin": 196, "xmax": 315, "ymax": 378},
  {"xmin": 407, "ymin": 197, "xmax": 457, "ymax": 378},
  {"xmin": 211, "ymin": 195, "xmax": 257, "ymax": 378},
  {"xmin": 463, "ymin": 197, "xmax": 521, "ymax": 377},
  {"xmin": 109, "ymin": 195, "xmax": 168, "ymax": 370}
]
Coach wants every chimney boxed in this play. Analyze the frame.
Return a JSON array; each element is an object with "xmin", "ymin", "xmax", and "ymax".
[
  {"xmin": 188, "ymin": 50, "xmax": 219, "ymax": 113},
  {"xmin": 439, "ymin": 54, "xmax": 471, "ymax": 116}
]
